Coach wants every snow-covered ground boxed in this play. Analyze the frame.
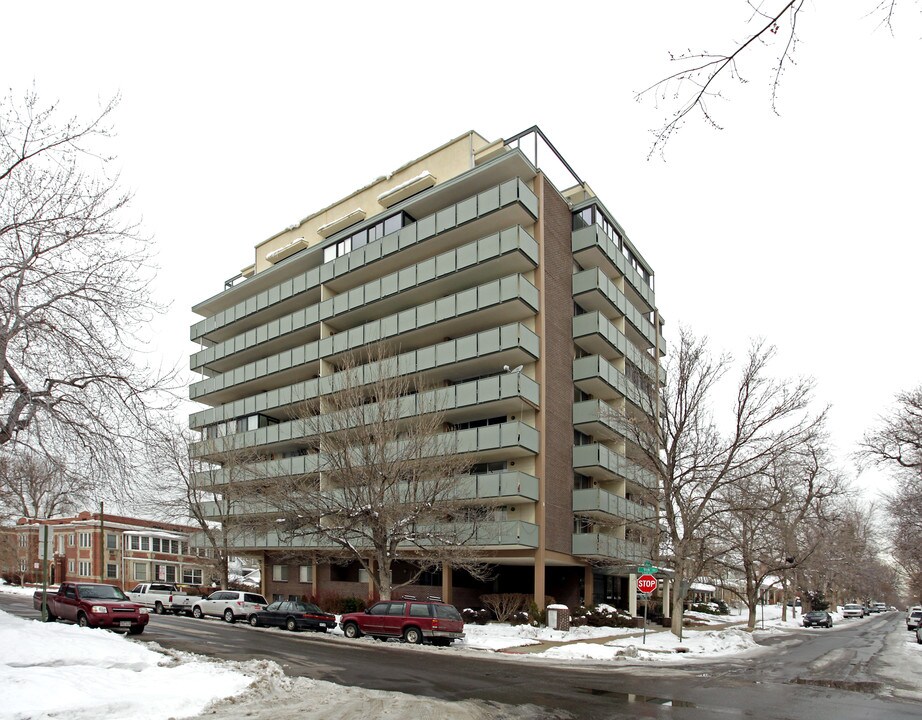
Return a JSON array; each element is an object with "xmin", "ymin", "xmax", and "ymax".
[{"xmin": 2, "ymin": 580, "xmax": 919, "ymax": 720}]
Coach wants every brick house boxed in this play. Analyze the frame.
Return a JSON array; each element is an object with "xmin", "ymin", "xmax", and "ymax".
[{"xmin": 8, "ymin": 511, "xmax": 210, "ymax": 590}]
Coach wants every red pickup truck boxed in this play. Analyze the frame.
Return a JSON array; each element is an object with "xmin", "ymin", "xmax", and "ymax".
[{"xmin": 33, "ymin": 582, "xmax": 150, "ymax": 634}]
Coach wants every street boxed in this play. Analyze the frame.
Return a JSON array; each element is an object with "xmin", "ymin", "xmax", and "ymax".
[{"xmin": 2, "ymin": 592, "xmax": 920, "ymax": 719}]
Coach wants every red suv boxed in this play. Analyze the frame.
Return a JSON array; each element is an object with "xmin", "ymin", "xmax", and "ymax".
[{"xmin": 340, "ymin": 598, "xmax": 464, "ymax": 646}]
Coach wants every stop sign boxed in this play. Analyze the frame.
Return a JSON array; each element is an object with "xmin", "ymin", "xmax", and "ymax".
[{"xmin": 637, "ymin": 574, "xmax": 658, "ymax": 594}]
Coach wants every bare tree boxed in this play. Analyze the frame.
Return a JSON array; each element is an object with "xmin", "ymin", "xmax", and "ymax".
[
  {"xmin": 263, "ymin": 346, "xmax": 492, "ymax": 601},
  {"xmin": 0, "ymin": 88, "xmax": 172, "ymax": 502},
  {"xmin": 716, "ymin": 443, "xmax": 845, "ymax": 628},
  {"xmin": 861, "ymin": 386, "xmax": 922, "ymax": 601},
  {"xmin": 141, "ymin": 423, "xmax": 266, "ymax": 589},
  {"xmin": 0, "ymin": 450, "xmax": 93, "ymax": 522},
  {"xmin": 630, "ymin": 327, "xmax": 824, "ymax": 636},
  {"xmin": 637, "ymin": 1, "xmax": 918, "ymax": 156}
]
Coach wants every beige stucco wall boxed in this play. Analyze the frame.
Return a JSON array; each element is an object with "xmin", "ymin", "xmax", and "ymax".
[{"xmin": 253, "ymin": 131, "xmax": 493, "ymax": 274}]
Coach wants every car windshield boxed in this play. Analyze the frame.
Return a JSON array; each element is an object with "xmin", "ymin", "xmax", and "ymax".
[
  {"xmin": 806, "ymin": 611, "xmax": 825, "ymax": 617},
  {"xmin": 301, "ymin": 603, "xmax": 324, "ymax": 613},
  {"xmin": 77, "ymin": 585, "xmax": 128, "ymax": 600}
]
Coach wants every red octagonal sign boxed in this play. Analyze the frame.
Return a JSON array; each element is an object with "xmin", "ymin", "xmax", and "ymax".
[{"xmin": 637, "ymin": 574, "xmax": 658, "ymax": 594}]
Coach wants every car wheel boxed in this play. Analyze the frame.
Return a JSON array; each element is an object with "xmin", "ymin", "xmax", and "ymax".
[
  {"xmin": 154, "ymin": 602, "xmax": 165, "ymax": 615},
  {"xmin": 248, "ymin": 614, "xmax": 260, "ymax": 627},
  {"xmin": 286, "ymin": 618, "xmax": 298, "ymax": 632},
  {"xmin": 223, "ymin": 608, "xmax": 236, "ymax": 623},
  {"xmin": 77, "ymin": 613, "xmax": 90, "ymax": 628},
  {"xmin": 192, "ymin": 606, "xmax": 204, "ymax": 619},
  {"xmin": 128, "ymin": 626, "xmax": 144, "ymax": 635},
  {"xmin": 343, "ymin": 622, "xmax": 361, "ymax": 639},
  {"xmin": 403, "ymin": 626, "xmax": 423, "ymax": 644}
]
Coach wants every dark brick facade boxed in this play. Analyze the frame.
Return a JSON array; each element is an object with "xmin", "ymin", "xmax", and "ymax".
[{"xmin": 539, "ymin": 176, "xmax": 576, "ymax": 554}]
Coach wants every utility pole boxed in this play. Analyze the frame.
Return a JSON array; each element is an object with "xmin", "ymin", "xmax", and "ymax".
[{"xmin": 99, "ymin": 501, "xmax": 105, "ymax": 583}]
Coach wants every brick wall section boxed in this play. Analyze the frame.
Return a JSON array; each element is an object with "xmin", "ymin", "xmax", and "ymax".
[{"xmin": 540, "ymin": 176, "xmax": 575, "ymax": 554}]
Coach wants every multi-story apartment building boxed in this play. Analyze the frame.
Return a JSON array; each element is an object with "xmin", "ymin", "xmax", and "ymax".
[
  {"xmin": 189, "ymin": 128, "xmax": 664, "ymax": 612},
  {"xmin": 9, "ymin": 512, "xmax": 208, "ymax": 590}
]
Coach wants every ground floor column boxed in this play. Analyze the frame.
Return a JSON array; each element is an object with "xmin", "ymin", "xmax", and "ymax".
[
  {"xmin": 662, "ymin": 578, "xmax": 671, "ymax": 619},
  {"xmin": 441, "ymin": 561, "xmax": 453, "ymax": 603},
  {"xmin": 583, "ymin": 565, "xmax": 594, "ymax": 607},
  {"xmin": 534, "ymin": 556, "xmax": 546, "ymax": 609},
  {"xmin": 628, "ymin": 573, "xmax": 637, "ymax": 617}
]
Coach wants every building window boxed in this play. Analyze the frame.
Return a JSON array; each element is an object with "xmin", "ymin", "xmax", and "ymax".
[
  {"xmin": 78, "ymin": 561, "xmax": 92, "ymax": 576},
  {"xmin": 106, "ymin": 563, "xmax": 118, "ymax": 579},
  {"xmin": 106, "ymin": 534, "xmax": 118, "ymax": 550},
  {"xmin": 141, "ymin": 536, "xmax": 149, "ymax": 551},
  {"xmin": 79, "ymin": 532, "xmax": 92, "ymax": 548},
  {"xmin": 68, "ymin": 534, "xmax": 75, "ymax": 547},
  {"xmin": 18, "ymin": 534, "xmax": 27, "ymax": 548},
  {"xmin": 272, "ymin": 594, "xmax": 283, "ymax": 602},
  {"xmin": 182, "ymin": 568, "xmax": 202, "ymax": 585},
  {"xmin": 470, "ymin": 461, "xmax": 507, "ymax": 474},
  {"xmin": 358, "ymin": 568, "xmax": 370, "ymax": 584},
  {"xmin": 170, "ymin": 540, "xmax": 180, "ymax": 554},
  {"xmin": 272, "ymin": 565, "xmax": 288, "ymax": 582},
  {"xmin": 153, "ymin": 564, "xmax": 177, "ymax": 583},
  {"xmin": 57, "ymin": 536, "xmax": 65, "ymax": 554},
  {"xmin": 130, "ymin": 536, "xmax": 140, "ymax": 551},
  {"xmin": 134, "ymin": 563, "xmax": 147, "ymax": 581},
  {"xmin": 68, "ymin": 560, "xmax": 75, "ymax": 573},
  {"xmin": 322, "ymin": 211, "xmax": 413, "ymax": 263},
  {"xmin": 19, "ymin": 560, "xmax": 26, "ymax": 572},
  {"xmin": 299, "ymin": 565, "xmax": 313, "ymax": 583},
  {"xmin": 152, "ymin": 538, "xmax": 161, "ymax": 553}
]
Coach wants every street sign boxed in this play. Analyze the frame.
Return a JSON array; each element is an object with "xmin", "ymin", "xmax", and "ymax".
[
  {"xmin": 637, "ymin": 574, "xmax": 658, "ymax": 594},
  {"xmin": 636, "ymin": 563, "xmax": 659, "ymax": 574}
]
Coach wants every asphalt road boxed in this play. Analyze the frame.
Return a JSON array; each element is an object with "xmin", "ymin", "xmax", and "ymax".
[{"xmin": 3, "ymin": 593, "xmax": 920, "ymax": 719}]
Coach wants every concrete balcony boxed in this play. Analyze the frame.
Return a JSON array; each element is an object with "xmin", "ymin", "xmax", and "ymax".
[
  {"xmin": 572, "ymin": 443, "xmax": 657, "ymax": 491},
  {"xmin": 194, "ymin": 421, "xmax": 539, "ymax": 490},
  {"xmin": 191, "ymin": 373, "xmax": 540, "ymax": 458},
  {"xmin": 573, "ymin": 355, "xmax": 647, "ymax": 409},
  {"xmin": 572, "ymin": 224, "xmax": 655, "ymax": 314},
  {"xmin": 572, "ymin": 488, "xmax": 656, "ymax": 525},
  {"xmin": 191, "ymin": 226, "xmax": 538, "ymax": 373},
  {"xmin": 573, "ymin": 399, "xmax": 631, "ymax": 442},
  {"xmin": 571, "ymin": 533, "xmax": 649, "ymax": 562},
  {"xmin": 198, "ymin": 471, "xmax": 539, "ymax": 523},
  {"xmin": 191, "ymin": 177, "xmax": 539, "ymax": 345},
  {"xmin": 220, "ymin": 520, "xmax": 540, "ymax": 553},
  {"xmin": 573, "ymin": 312, "xmax": 659, "ymax": 383},
  {"xmin": 190, "ymin": 274, "xmax": 539, "ymax": 406},
  {"xmin": 190, "ymin": 322, "xmax": 539, "ymax": 430},
  {"xmin": 572, "ymin": 269, "xmax": 663, "ymax": 355}
]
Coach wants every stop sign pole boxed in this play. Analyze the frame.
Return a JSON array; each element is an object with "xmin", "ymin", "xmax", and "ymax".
[{"xmin": 637, "ymin": 574, "xmax": 658, "ymax": 644}]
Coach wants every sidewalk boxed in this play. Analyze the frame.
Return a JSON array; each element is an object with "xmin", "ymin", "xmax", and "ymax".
[{"xmin": 498, "ymin": 616, "xmax": 752, "ymax": 655}]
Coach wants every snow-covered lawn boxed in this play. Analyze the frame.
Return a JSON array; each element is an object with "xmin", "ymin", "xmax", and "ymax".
[{"xmin": 1, "ymin": 580, "xmax": 916, "ymax": 720}]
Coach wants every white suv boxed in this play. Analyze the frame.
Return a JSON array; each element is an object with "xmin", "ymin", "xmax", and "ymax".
[
  {"xmin": 842, "ymin": 603, "xmax": 865, "ymax": 618},
  {"xmin": 191, "ymin": 590, "xmax": 268, "ymax": 623}
]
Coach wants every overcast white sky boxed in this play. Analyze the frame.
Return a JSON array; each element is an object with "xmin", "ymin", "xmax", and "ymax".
[{"xmin": 3, "ymin": 1, "xmax": 920, "ymax": 499}]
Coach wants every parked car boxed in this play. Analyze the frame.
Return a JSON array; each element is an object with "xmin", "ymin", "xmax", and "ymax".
[
  {"xmin": 340, "ymin": 598, "xmax": 464, "ymax": 645},
  {"xmin": 248, "ymin": 600, "xmax": 335, "ymax": 632},
  {"xmin": 906, "ymin": 609, "xmax": 922, "ymax": 631},
  {"xmin": 190, "ymin": 590, "xmax": 268, "ymax": 622},
  {"xmin": 842, "ymin": 603, "xmax": 865, "ymax": 618},
  {"xmin": 802, "ymin": 610, "xmax": 833, "ymax": 628},
  {"xmin": 33, "ymin": 582, "xmax": 149, "ymax": 634},
  {"xmin": 916, "ymin": 622, "xmax": 922, "ymax": 645},
  {"xmin": 126, "ymin": 583, "xmax": 192, "ymax": 615},
  {"xmin": 872, "ymin": 602, "xmax": 887, "ymax": 614}
]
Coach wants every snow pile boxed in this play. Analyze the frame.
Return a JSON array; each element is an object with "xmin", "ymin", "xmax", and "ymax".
[{"xmin": 0, "ymin": 610, "xmax": 252, "ymax": 720}]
